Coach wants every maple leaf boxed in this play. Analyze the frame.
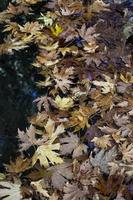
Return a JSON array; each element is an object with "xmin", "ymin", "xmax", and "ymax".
[
  {"xmin": 70, "ymin": 106, "xmax": 96, "ymax": 131},
  {"xmin": 34, "ymin": 96, "xmax": 56, "ymax": 112},
  {"xmin": 0, "ymin": 36, "xmax": 29, "ymax": 55},
  {"xmin": 90, "ymin": 147, "xmax": 117, "ymax": 173},
  {"xmin": 39, "ymin": 42, "xmax": 59, "ymax": 51},
  {"xmin": 92, "ymin": 74, "xmax": 115, "ymax": 94},
  {"xmin": 78, "ymin": 24, "xmax": 99, "ymax": 43},
  {"xmin": 60, "ymin": 132, "xmax": 87, "ymax": 158},
  {"xmin": 89, "ymin": 0, "xmax": 110, "ymax": 13},
  {"xmin": 119, "ymin": 142, "xmax": 133, "ymax": 163},
  {"xmin": 54, "ymin": 95, "xmax": 74, "ymax": 110},
  {"xmin": 60, "ymin": 27, "xmax": 78, "ymax": 43},
  {"xmin": 31, "ymin": 180, "xmax": 49, "ymax": 197},
  {"xmin": 18, "ymin": 124, "xmax": 47, "ymax": 151},
  {"xmin": 0, "ymin": 182, "xmax": 22, "ymax": 200},
  {"xmin": 3, "ymin": 22, "xmax": 19, "ymax": 36},
  {"xmin": 112, "ymin": 131, "xmax": 126, "ymax": 144},
  {"xmin": 59, "ymin": 6, "xmax": 75, "ymax": 16},
  {"xmin": 48, "ymin": 162, "xmax": 73, "ymax": 190},
  {"xmin": 53, "ymin": 66, "xmax": 74, "ymax": 93},
  {"xmin": 63, "ymin": 182, "xmax": 88, "ymax": 200},
  {"xmin": 32, "ymin": 143, "xmax": 63, "ymax": 168},
  {"xmin": 19, "ymin": 22, "xmax": 41, "ymax": 35},
  {"xmin": 38, "ymin": 13, "xmax": 54, "ymax": 27},
  {"xmin": 34, "ymin": 50, "xmax": 59, "ymax": 67},
  {"xmin": 5, "ymin": 157, "xmax": 32, "ymax": 174},
  {"xmin": 45, "ymin": 118, "xmax": 65, "ymax": 142},
  {"xmin": 92, "ymin": 135, "xmax": 112, "ymax": 149},
  {"xmin": 7, "ymin": 3, "xmax": 30, "ymax": 15},
  {"xmin": 50, "ymin": 24, "xmax": 63, "ymax": 37},
  {"xmin": 113, "ymin": 114, "xmax": 130, "ymax": 127},
  {"xmin": 120, "ymin": 72, "xmax": 133, "ymax": 84}
]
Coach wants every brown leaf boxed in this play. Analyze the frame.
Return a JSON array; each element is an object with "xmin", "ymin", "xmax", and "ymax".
[
  {"xmin": 48, "ymin": 162, "xmax": 73, "ymax": 190},
  {"xmin": 60, "ymin": 133, "xmax": 88, "ymax": 158},
  {"xmin": 63, "ymin": 182, "xmax": 88, "ymax": 200},
  {"xmin": 18, "ymin": 124, "xmax": 47, "ymax": 151},
  {"xmin": 5, "ymin": 157, "xmax": 32, "ymax": 174}
]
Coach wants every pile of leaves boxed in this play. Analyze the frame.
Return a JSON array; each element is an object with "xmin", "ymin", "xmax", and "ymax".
[{"xmin": 0, "ymin": 0, "xmax": 133, "ymax": 199}]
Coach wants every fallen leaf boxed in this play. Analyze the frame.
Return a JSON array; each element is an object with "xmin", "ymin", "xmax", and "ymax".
[
  {"xmin": 31, "ymin": 180, "xmax": 49, "ymax": 197},
  {"xmin": 54, "ymin": 95, "xmax": 74, "ymax": 110},
  {"xmin": 18, "ymin": 124, "xmax": 47, "ymax": 151},
  {"xmin": 90, "ymin": 147, "xmax": 117, "ymax": 173},
  {"xmin": 119, "ymin": 142, "xmax": 133, "ymax": 163},
  {"xmin": 92, "ymin": 135, "xmax": 112, "ymax": 149},
  {"xmin": 48, "ymin": 162, "xmax": 73, "ymax": 190},
  {"xmin": 32, "ymin": 143, "xmax": 63, "ymax": 168},
  {"xmin": 5, "ymin": 157, "xmax": 32, "ymax": 174},
  {"xmin": 0, "ymin": 182, "xmax": 22, "ymax": 200}
]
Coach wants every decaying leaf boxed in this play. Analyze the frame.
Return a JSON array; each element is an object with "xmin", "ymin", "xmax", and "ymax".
[
  {"xmin": 5, "ymin": 157, "xmax": 31, "ymax": 174},
  {"xmin": 92, "ymin": 135, "xmax": 112, "ymax": 149},
  {"xmin": 60, "ymin": 133, "xmax": 87, "ymax": 158},
  {"xmin": 48, "ymin": 162, "xmax": 73, "ymax": 190},
  {"xmin": 63, "ymin": 182, "xmax": 87, "ymax": 200},
  {"xmin": 31, "ymin": 180, "xmax": 49, "ymax": 197},
  {"xmin": 113, "ymin": 114, "xmax": 130, "ymax": 127},
  {"xmin": 90, "ymin": 147, "xmax": 117, "ymax": 173},
  {"xmin": 119, "ymin": 142, "xmax": 133, "ymax": 163},
  {"xmin": 0, "ymin": 182, "xmax": 22, "ymax": 200},
  {"xmin": 18, "ymin": 124, "xmax": 46, "ymax": 151}
]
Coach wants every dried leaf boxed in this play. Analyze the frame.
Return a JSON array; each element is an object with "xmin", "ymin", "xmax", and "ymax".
[
  {"xmin": 18, "ymin": 124, "xmax": 47, "ymax": 151},
  {"xmin": 60, "ymin": 133, "xmax": 88, "ymax": 158},
  {"xmin": 48, "ymin": 163, "xmax": 73, "ymax": 190},
  {"xmin": 113, "ymin": 114, "xmax": 130, "ymax": 127},
  {"xmin": 0, "ymin": 182, "xmax": 22, "ymax": 200},
  {"xmin": 5, "ymin": 157, "xmax": 31, "ymax": 174},
  {"xmin": 92, "ymin": 135, "xmax": 112, "ymax": 149},
  {"xmin": 32, "ymin": 143, "xmax": 63, "ymax": 168},
  {"xmin": 119, "ymin": 142, "xmax": 133, "ymax": 163},
  {"xmin": 54, "ymin": 95, "xmax": 74, "ymax": 110},
  {"xmin": 31, "ymin": 180, "xmax": 49, "ymax": 197},
  {"xmin": 92, "ymin": 74, "xmax": 115, "ymax": 94},
  {"xmin": 90, "ymin": 147, "xmax": 117, "ymax": 173},
  {"xmin": 63, "ymin": 182, "xmax": 87, "ymax": 200}
]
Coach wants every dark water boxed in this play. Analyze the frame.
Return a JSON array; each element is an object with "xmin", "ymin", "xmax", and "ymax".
[{"xmin": 0, "ymin": 1, "xmax": 40, "ymax": 168}]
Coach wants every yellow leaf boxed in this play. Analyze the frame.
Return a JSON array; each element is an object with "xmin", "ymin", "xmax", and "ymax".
[
  {"xmin": 45, "ymin": 118, "xmax": 65, "ymax": 142},
  {"xmin": 31, "ymin": 180, "xmax": 49, "ymax": 197},
  {"xmin": 92, "ymin": 135, "xmax": 112, "ymax": 149},
  {"xmin": 50, "ymin": 24, "xmax": 63, "ymax": 36},
  {"xmin": 120, "ymin": 72, "xmax": 133, "ymax": 83},
  {"xmin": 0, "ymin": 173, "xmax": 6, "ymax": 181},
  {"xmin": 32, "ymin": 143, "xmax": 63, "ymax": 168},
  {"xmin": 54, "ymin": 95, "xmax": 74, "ymax": 110}
]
